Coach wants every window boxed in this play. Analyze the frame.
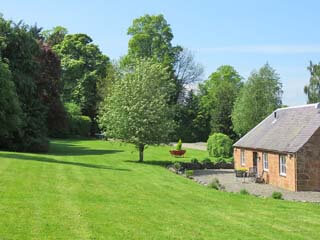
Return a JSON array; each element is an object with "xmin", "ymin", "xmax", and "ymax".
[
  {"xmin": 263, "ymin": 153, "xmax": 268, "ymax": 171},
  {"xmin": 279, "ymin": 155, "xmax": 286, "ymax": 176},
  {"xmin": 241, "ymin": 149, "xmax": 245, "ymax": 166}
]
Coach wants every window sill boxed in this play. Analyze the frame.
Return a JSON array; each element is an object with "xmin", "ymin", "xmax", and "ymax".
[
  {"xmin": 264, "ymin": 169, "xmax": 269, "ymax": 172},
  {"xmin": 280, "ymin": 173, "xmax": 286, "ymax": 177}
]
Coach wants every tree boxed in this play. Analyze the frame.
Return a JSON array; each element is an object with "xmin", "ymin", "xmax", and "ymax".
[
  {"xmin": 98, "ymin": 58, "xmax": 175, "ymax": 162},
  {"xmin": 0, "ymin": 58, "xmax": 22, "ymax": 136},
  {"xmin": 232, "ymin": 63, "xmax": 282, "ymax": 136},
  {"xmin": 200, "ymin": 65, "xmax": 243, "ymax": 139},
  {"xmin": 174, "ymin": 48, "xmax": 204, "ymax": 100},
  {"xmin": 42, "ymin": 26, "xmax": 68, "ymax": 46},
  {"xmin": 52, "ymin": 33, "xmax": 109, "ymax": 125},
  {"xmin": 304, "ymin": 61, "xmax": 320, "ymax": 103},
  {"xmin": 124, "ymin": 14, "xmax": 181, "ymax": 67},
  {"xmin": 174, "ymin": 90, "xmax": 210, "ymax": 142}
]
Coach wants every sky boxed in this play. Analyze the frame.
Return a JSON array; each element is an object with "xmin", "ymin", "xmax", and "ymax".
[{"xmin": 1, "ymin": 0, "xmax": 320, "ymax": 106}]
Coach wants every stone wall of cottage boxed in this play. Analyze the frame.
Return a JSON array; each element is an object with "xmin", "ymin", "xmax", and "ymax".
[
  {"xmin": 234, "ymin": 147, "xmax": 296, "ymax": 191},
  {"xmin": 296, "ymin": 128, "xmax": 320, "ymax": 191}
]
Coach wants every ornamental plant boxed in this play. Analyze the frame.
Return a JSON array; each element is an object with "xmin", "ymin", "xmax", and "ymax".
[{"xmin": 176, "ymin": 139, "xmax": 182, "ymax": 150}]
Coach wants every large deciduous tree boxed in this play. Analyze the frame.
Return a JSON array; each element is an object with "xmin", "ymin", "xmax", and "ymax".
[
  {"xmin": 0, "ymin": 58, "xmax": 22, "ymax": 136},
  {"xmin": 232, "ymin": 63, "xmax": 282, "ymax": 136},
  {"xmin": 304, "ymin": 61, "xmax": 320, "ymax": 103},
  {"xmin": 200, "ymin": 65, "xmax": 242, "ymax": 139},
  {"xmin": 53, "ymin": 33, "xmax": 109, "ymax": 125},
  {"xmin": 98, "ymin": 58, "xmax": 175, "ymax": 162}
]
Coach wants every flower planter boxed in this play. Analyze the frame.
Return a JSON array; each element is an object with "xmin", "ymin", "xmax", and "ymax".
[{"xmin": 169, "ymin": 149, "xmax": 186, "ymax": 157}]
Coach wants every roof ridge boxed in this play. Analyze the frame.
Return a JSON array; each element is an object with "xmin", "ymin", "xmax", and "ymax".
[{"xmin": 277, "ymin": 103, "xmax": 318, "ymax": 111}]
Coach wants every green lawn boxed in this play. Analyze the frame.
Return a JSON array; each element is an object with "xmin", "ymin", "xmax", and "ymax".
[{"xmin": 0, "ymin": 139, "xmax": 319, "ymax": 239}]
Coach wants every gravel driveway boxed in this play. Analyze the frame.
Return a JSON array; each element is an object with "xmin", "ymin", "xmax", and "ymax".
[
  {"xmin": 171, "ymin": 142, "xmax": 207, "ymax": 151},
  {"xmin": 193, "ymin": 169, "xmax": 320, "ymax": 202}
]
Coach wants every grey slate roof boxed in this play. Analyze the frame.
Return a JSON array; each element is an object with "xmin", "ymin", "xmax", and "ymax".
[{"xmin": 233, "ymin": 103, "xmax": 320, "ymax": 153}]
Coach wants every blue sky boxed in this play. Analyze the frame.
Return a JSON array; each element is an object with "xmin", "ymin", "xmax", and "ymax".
[{"xmin": 1, "ymin": 0, "xmax": 320, "ymax": 106}]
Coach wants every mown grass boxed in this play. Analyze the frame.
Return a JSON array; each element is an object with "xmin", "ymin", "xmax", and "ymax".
[{"xmin": 0, "ymin": 139, "xmax": 319, "ymax": 239}]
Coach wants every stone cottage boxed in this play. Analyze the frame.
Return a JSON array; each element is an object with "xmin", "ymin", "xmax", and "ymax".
[{"xmin": 233, "ymin": 103, "xmax": 320, "ymax": 191}]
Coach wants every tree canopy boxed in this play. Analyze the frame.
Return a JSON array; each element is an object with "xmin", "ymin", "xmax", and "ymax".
[
  {"xmin": 200, "ymin": 65, "xmax": 243, "ymax": 139},
  {"xmin": 304, "ymin": 61, "xmax": 320, "ymax": 103},
  {"xmin": 232, "ymin": 63, "xmax": 283, "ymax": 136},
  {"xmin": 98, "ymin": 58, "xmax": 175, "ymax": 161},
  {"xmin": 53, "ymin": 33, "xmax": 109, "ymax": 122}
]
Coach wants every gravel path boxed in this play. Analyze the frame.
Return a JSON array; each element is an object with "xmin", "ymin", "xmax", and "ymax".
[
  {"xmin": 193, "ymin": 169, "xmax": 320, "ymax": 202},
  {"xmin": 171, "ymin": 142, "xmax": 207, "ymax": 151}
]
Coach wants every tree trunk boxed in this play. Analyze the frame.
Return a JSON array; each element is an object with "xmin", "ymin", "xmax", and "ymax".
[{"xmin": 139, "ymin": 144, "xmax": 144, "ymax": 162}]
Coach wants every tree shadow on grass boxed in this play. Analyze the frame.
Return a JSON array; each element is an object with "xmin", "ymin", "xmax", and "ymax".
[
  {"xmin": 48, "ymin": 142, "xmax": 123, "ymax": 156},
  {"xmin": 125, "ymin": 160, "xmax": 173, "ymax": 167},
  {"xmin": 0, "ymin": 153, "xmax": 131, "ymax": 171}
]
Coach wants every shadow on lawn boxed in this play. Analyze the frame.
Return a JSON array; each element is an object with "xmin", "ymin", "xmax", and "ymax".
[
  {"xmin": 48, "ymin": 142, "xmax": 123, "ymax": 156},
  {"xmin": 0, "ymin": 153, "xmax": 131, "ymax": 171},
  {"xmin": 125, "ymin": 160, "xmax": 172, "ymax": 167}
]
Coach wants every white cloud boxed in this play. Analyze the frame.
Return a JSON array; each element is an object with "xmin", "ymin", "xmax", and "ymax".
[{"xmin": 194, "ymin": 45, "xmax": 320, "ymax": 54}]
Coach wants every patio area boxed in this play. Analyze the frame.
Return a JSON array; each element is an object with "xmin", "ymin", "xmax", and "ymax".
[{"xmin": 193, "ymin": 169, "xmax": 320, "ymax": 202}]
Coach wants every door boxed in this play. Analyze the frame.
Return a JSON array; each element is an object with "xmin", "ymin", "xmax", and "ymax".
[{"xmin": 253, "ymin": 152, "xmax": 258, "ymax": 173}]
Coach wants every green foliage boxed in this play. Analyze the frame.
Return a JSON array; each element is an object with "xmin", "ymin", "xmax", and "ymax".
[
  {"xmin": 174, "ymin": 90, "xmax": 210, "ymax": 142},
  {"xmin": 176, "ymin": 139, "xmax": 182, "ymax": 150},
  {"xmin": 173, "ymin": 162, "xmax": 182, "ymax": 171},
  {"xmin": 271, "ymin": 192, "xmax": 283, "ymax": 200},
  {"xmin": 42, "ymin": 26, "xmax": 68, "ymax": 46},
  {"xmin": 53, "ymin": 33, "xmax": 109, "ymax": 123},
  {"xmin": 65, "ymin": 103, "xmax": 91, "ymax": 137},
  {"xmin": 0, "ymin": 16, "xmax": 50, "ymax": 152},
  {"xmin": 232, "ymin": 63, "xmax": 282, "ymax": 136},
  {"xmin": 208, "ymin": 178, "xmax": 222, "ymax": 190},
  {"xmin": 190, "ymin": 158, "xmax": 199, "ymax": 164},
  {"xmin": 207, "ymin": 133, "xmax": 233, "ymax": 158},
  {"xmin": 98, "ymin": 58, "xmax": 176, "ymax": 161},
  {"xmin": 201, "ymin": 158, "xmax": 212, "ymax": 165},
  {"xmin": 124, "ymin": 14, "xmax": 181, "ymax": 68},
  {"xmin": 304, "ymin": 61, "xmax": 320, "ymax": 103},
  {"xmin": 185, "ymin": 170, "xmax": 194, "ymax": 178},
  {"xmin": 200, "ymin": 65, "xmax": 242, "ymax": 139},
  {"xmin": 0, "ymin": 58, "xmax": 22, "ymax": 136},
  {"xmin": 240, "ymin": 189, "xmax": 250, "ymax": 195}
]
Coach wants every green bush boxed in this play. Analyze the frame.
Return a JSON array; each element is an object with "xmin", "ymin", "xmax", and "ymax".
[
  {"xmin": 271, "ymin": 192, "xmax": 283, "ymax": 200},
  {"xmin": 201, "ymin": 157, "xmax": 211, "ymax": 164},
  {"xmin": 176, "ymin": 139, "xmax": 182, "ymax": 150},
  {"xmin": 185, "ymin": 170, "xmax": 194, "ymax": 178},
  {"xmin": 64, "ymin": 102, "xmax": 91, "ymax": 137},
  {"xmin": 191, "ymin": 158, "xmax": 199, "ymax": 164},
  {"xmin": 173, "ymin": 162, "xmax": 182, "ymax": 171},
  {"xmin": 207, "ymin": 133, "xmax": 233, "ymax": 158},
  {"xmin": 208, "ymin": 178, "xmax": 222, "ymax": 190},
  {"xmin": 240, "ymin": 189, "xmax": 250, "ymax": 195}
]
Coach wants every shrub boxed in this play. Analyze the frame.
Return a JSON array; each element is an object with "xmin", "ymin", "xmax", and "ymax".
[
  {"xmin": 64, "ymin": 102, "xmax": 91, "ymax": 137},
  {"xmin": 190, "ymin": 158, "xmax": 199, "ymax": 164},
  {"xmin": 201, "ymin": 157, "xmax": 211, "ymax": 164},
  {"xmin": 176, "ymin": 139, "xmax": 182, "ymax": 150},
  {"xmin": 173, "ymin": 162, "xmax": 182, "ymax": 171},
  {"xmin": 240, "ymin": 189, "xmax": 250, "ymax": 195},
  {"xmin": 271, "ymin": 191, "xmax": 283, "ymax": 200},
  {"xmin": 208, "ymin": 178, "xmax": 223, "ymax": 190},
  {"xmin": 207, "ymin": 133, "xmax": 233, "ymax": 158},
  {"xmin": 185, "ymin": 170, "xmax": 194, "ymax": 178}
]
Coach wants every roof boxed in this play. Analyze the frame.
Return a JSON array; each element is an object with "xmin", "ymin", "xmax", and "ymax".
[{"xmin": 233, "ymin": 103, "xmax": 320, "ymax": 153}]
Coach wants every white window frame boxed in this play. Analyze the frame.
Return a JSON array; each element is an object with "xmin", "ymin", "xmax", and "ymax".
[
  {"xmin": 263, "ymin": 153, "xmax": 269, "ymax": 171},
  {"xmin": 240, "ymin": 149, "xmax": 245, "ymax": 166},
  {"xmin": 279, "ymin": 155, "xmax": 286, "ymax": 176}
]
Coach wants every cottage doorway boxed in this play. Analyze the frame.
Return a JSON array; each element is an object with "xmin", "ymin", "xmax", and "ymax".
[{"xmin": 253, "ymin": 152, "xmax": 258, "ymax": 173}]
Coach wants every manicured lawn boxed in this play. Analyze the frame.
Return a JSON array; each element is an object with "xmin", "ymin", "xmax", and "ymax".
[{"xmin": 0, "ymin": 139, "xmax": 319, "ymax": 239}]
